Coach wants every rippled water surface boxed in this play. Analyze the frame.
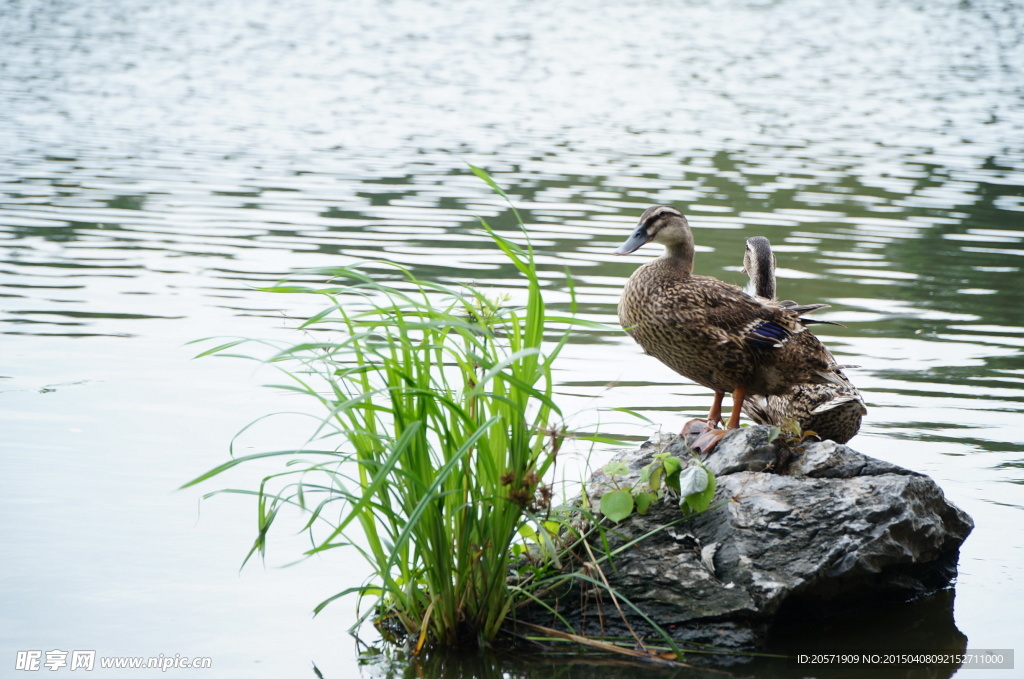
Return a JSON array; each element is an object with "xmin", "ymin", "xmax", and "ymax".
[{"xmin": 2, "ymin": 0, "xmax": 1023, "ymax": 676}]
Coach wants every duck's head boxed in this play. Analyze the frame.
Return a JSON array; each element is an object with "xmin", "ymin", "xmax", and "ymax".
[
  {"xmin": 614, "ymin": 205, "xmax": 691, "ymax": 256},
  {"xmin": 742, "ymin": 236, "xmax": 776, "ymax": 300}
]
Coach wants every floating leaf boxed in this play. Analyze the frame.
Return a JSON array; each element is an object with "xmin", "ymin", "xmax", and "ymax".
[{"xmin": 600, "ymin": 489, "xmax": 635, "ymax": 522}]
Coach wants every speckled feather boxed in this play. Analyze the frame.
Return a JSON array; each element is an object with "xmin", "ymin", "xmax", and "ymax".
[{"xmin": 619, "ymin": 259, "xmax": 838, "ymax": 397}]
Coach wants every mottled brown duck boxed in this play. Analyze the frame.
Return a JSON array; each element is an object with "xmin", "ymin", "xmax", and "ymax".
[
  {"xmin": 740, "ymin": 236, "xmax": 866, "ymax": 444},
  {"xmin": 615, "ymin": 206, "xmax": 852, "ymax": 452}
]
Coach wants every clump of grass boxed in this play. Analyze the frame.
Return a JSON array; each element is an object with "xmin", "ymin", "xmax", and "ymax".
[{"xmin": 184, "ymin": 168, "xmax": 601, "ymax": 649}]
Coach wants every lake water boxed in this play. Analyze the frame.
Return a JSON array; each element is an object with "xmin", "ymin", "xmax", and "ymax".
[{"xmin": 2, "ymin": 0, "xmax": 1022, "ymax": 676}]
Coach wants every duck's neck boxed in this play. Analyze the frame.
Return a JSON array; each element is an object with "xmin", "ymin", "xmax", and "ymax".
[
  {"xmin": 660, "ymin": 242, "xmax": 695, "ymax": 275},
  {"xmin": 751, "ymin": 256, "xmax": 776, "ymax": 299},
  {"xmin": 756, "ymin": 271, "xmax": 776, "ymax": 300}
]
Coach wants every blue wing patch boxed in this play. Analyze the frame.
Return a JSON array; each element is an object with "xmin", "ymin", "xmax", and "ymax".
[{"xmin": 745, "ymin": 320, "xmax": 792, "ymax": 347}]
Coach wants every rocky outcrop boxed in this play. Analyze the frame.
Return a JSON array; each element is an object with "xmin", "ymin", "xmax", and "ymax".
[{"xmin": 529, "ymin": 426, "xmax": 973, "ymax": 650}]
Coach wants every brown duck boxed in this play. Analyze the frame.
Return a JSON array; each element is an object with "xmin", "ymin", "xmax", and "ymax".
[
  {"xmin": 615, "ymin": 206, "xmax": 851, "ymax": 452},
  {"xmin": 740, "ymin": 236, "xmax": 866, "ymax": 444}
]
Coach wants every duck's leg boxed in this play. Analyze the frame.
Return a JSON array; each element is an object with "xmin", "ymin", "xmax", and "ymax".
[
  {"xmin": 691, "ymin": 387, "xmax": 747, "ymax": 454},
  {"xmin": 681, "ymin": 390, "xmax": 725, "ymax": 438},
  {"xmin": 706, "ymin": 390, "xmax": 725, "ymax": 428},
  {"xmin": 724, "ymin": 386, "xmax": 747, "ymax": 430}
]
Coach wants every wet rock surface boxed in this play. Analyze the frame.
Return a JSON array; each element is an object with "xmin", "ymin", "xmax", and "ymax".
[{"xmin": 532, "ymin": 426, "xmax": 974, "ymax": 649}]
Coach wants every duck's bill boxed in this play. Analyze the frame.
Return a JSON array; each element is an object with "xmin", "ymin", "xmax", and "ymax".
[{"xmin": 614, "ymin": 227, "xmax": 652, "ymax": 255}]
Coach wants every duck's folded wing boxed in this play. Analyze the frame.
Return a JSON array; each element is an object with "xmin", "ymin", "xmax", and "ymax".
[
  {"xmin": 776, "ymin": 299, "xmax": 843, "ymax": 327},
  {"xmin": 660, "ymin": 292, "xmax": 808, "ymax": 350}
]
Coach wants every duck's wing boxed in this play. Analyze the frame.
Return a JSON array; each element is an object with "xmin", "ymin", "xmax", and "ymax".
[
  {"xmin": 776, "ymin": 299, "xmax": 844, "ymax": 327},
  {"xmin": 673, "ymin": 278, "xmax": 813, "ymax": 350}
]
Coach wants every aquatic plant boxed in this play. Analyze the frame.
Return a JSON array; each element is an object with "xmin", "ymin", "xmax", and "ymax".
[
  {"xmin": 183, "ymin": 167, "xmax": 608, "ymax": 648},
  {"xmin": 184, "ymin": 169, "xmax": 718, "ymax": 658}
]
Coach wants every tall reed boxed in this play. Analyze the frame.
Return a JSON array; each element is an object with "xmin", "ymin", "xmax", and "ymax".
[{"xmin": 185, "ymin": 169, "xmax": 591, "ymax": 648}]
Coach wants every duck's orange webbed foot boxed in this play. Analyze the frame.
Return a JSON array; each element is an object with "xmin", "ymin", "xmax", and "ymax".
[
  {"xmin": 680, "ymin": 418, "xmax": 727, "ymax": 454},
  {"xmin": 682, "ymin": 387, "xmax": 747, "ymax": 455},
  {"xmin": 681, "ymin": 418, "xmax": 714, "ymax": 438},
  {"xmin": 690, "ymin": 427, "xmax": 728, "ymax": 454}
]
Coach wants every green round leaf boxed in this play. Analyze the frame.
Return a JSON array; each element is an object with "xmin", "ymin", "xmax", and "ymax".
[
  {"xmin": 684, "ymin": 467, "xmax": 717, "ymax": 513},
  {"xmin": 677, "ymin": 465, "xmax": 709, "ymax": 496},
  {"xmin": 661, "ymin": 456, "xmax": 683, "ymax": 476},
  {"xmin": 634, "ymin": 491, "xmax": 658, "ymax": 515},
  {"xmin": 663, "ymin": 456, "xmax": 684, "ymax": 492},
  {"xmin": 649, "ymin": 466, "xmax": 664, "ymax": 491},
  {"xmin": 600, "ymin": 489, "xmax": 635, "ymax": 522},
  {"xmin": 603, "ymin": 461, "xmax": 630, "ymax": 478}
]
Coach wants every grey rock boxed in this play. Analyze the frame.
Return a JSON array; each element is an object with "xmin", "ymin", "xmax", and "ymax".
[{"xmin": 533, "ymin": 426, "xmax": 973, "ymax": 649}]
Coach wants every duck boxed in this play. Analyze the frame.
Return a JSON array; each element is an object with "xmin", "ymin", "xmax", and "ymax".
[
  {"xmin": 740, "ymin": 236, "xmax": 866, "ymax": 444},
  {"xmin": 615, "ymin": 206, "xmax": 852, "ymax": 453}
]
